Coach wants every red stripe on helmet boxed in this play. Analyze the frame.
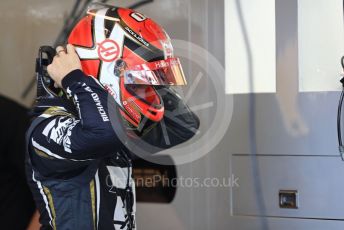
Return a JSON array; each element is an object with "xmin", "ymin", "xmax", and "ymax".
[
  {"xmin": 80, "ymin": 60, "xmax": 100, "ymax": 79},
  {"xmin": 68, "ymin": 16, "xmax": 94, "ymax": 48}
]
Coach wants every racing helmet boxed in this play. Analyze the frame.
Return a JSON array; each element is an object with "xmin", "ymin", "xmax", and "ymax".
[{"xmin": 68, "ymin": 3, "xmax": 187, "ymax": 132}]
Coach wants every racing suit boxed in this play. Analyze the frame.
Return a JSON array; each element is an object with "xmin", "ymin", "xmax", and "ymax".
[{"xmin": 25, "ymin": 69, "xmax": 199, "ymax": 230}]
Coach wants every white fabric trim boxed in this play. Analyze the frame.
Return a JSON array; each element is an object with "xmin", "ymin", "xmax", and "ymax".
[
  {"xmin": 32, "ymin": 138, "xmax": 66, "ymax": 160},
  {"xmin": 95, "ymin": 170, "xmax": 101, "ymax": 229},
  {"xmin": 32, "ymin": 171, "xmax": 54, "ymax": 228}
]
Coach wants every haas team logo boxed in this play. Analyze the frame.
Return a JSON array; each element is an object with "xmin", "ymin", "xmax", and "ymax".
[{"xmin": 97, "ymin": 39, "xmax": 120, "ymax": 62}]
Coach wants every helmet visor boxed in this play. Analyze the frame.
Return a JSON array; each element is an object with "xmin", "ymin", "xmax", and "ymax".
[{"xmin": 124, "ymin": 58, "xmax": 187, "ymax": 86}]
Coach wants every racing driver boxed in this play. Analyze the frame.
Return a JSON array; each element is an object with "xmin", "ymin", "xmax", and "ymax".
[{"xmin": 26, "ymin": 4, "xmax": 199, "ymax": 230}]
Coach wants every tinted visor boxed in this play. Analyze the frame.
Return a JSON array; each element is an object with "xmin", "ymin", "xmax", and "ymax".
[{"xmin": 124, "ymin": 58, "xmax": 187, "ymax": 86}]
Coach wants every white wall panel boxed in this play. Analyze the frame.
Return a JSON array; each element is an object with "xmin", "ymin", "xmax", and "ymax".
[
  {"xmin": 298, "ymin": 0, "xmax": 344, "ymax": 92},
  {"xmin": 225, "ymin": 0, "xmax": 276, "ymax": 94}
]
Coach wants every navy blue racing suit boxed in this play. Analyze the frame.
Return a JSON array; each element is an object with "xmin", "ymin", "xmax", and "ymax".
[{"xmin": 25, "ymin": 70, "xmax": 199, "ymax": 230}]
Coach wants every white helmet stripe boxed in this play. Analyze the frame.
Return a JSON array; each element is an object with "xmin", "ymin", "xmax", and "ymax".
[
  {"xmin": 94, "ymin": 8, "xmax": 107, "ymax": 45},
  {"xmin": 75, "ymin": 47, "xmax": 98, "ymax": 59},
  {"xmin": 75, "ymin": 8, "xmax": 108, "ymax": 59}
]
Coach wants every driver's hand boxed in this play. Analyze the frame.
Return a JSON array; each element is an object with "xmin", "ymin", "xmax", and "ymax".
[{"xmin": 47, "ymin": 44, "xmax": 82, "ymax": 88}]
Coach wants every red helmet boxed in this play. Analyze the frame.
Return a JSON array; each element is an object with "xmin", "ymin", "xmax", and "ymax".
[{"xmin": 68, "ymin": 3, "xmax": 186, "ymax": 132}]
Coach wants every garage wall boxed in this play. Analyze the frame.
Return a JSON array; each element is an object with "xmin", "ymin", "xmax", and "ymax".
[
  {"xmin": 136, "ymin": 0, "xmax": 344, "ymax": 229},
  {"xmin": 0, "ymin": 0, "xmax": 137, "ymax": 106},
  {"xmin": 0, "ymin": 0, "xmax": 71, "ymax": 106}
]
